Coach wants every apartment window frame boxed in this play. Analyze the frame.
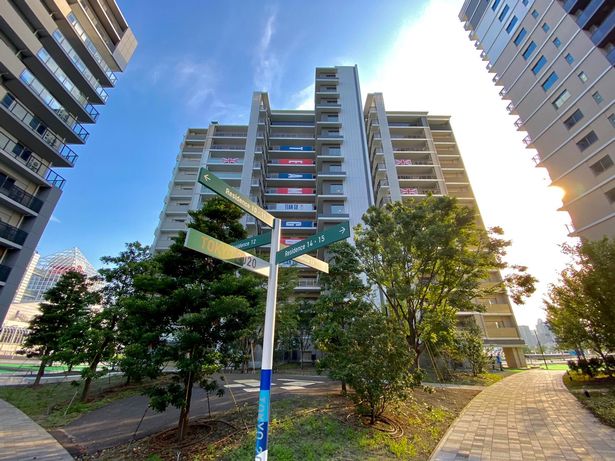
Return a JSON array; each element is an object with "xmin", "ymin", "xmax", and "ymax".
[
  {"xmin": 564, "ymin": 53, "xmax": 574, "ymax": 64},
  {"xmin": 498, "ymin": 5, "xmax": 510, "ymax": 21},
  {"xmin": 522, "ymin": 0, "xmax": 528, "ymax": 5},
  {"xmin": 606, "ymin": 187, "xmax": 615, "ymax": 204},
  {"xmin": 492, "ymin": 0, "xmax": 501, "ymax": 11},
  {"xmin": 578, "ymin": 71, "xmax": 588, "ymax": 83},
  {"xmin": 514, "ymin": 28, "xmax": 527, "ymax": 45},
  {"xmin": 522, "ymin": 41, "xmax": 537, "ymax": 60},
  {"xmin": 542, "ymin": 22, "xmax": 550, "ymax": 32},
  {"xmin": 589, "ymin": 155, "xmax": 613, "ymax": 176},
  {"xmin": 563, "ymin": 109, "xmax": 584, "ymax": 130},
  {"xmin": 541, "ymin": 72, "xmax": 559, "ymax": 91},
  {"xmin": 608, "ymin": 113, "xmax": 615, "ymax": 128},
  {"xmin": 506, "ymin": 15, "xmax": 518, "ymax": 33},
  {"xmin": 531, "ymin": 9, "xmax": 539, "ymax": 18},
  {"xmin": 328, "ymin": 183, "xmax": 344, "ymax": 194},
  {"xmin": 553, "ymin": 37, "xmax": 561, "ymax": 47},
  {"xmin": 531, "ymin": 56, "xmax": 547, "ymax": 75},
  {"xmin": 592, "ymin": 91, "xmax": 603, "ymax": 104},
  {"xmin": 330, "ymin": 203, "xmax": 346, "ymax": 215},
  {"xmin": 576, "ymin": 131, "xmax": 598, "ymax": 152}
]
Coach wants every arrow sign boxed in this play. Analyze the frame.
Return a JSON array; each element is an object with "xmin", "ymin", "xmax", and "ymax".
[
  {"xmin": 231, "ymin": 232, "xmax": 272, "ymax": 251},
  {"xmin": 184, "ymin": 228, "xmax": 269, "ymax": 277},
  {"xmin": 198, "ymin": 168, "xmax": 275, "ymax": 227},
  {"xmin": 276, "ymin": 221, "xmax": 350, "ymax": 264}
]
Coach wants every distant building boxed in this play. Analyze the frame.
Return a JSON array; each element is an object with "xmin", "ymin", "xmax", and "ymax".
[
  {"xmin": 0, "ymin": 247, "xmax": 99, "ymax": 357},
  {"xmin": 518, "ymin": 325, "xmax": 538, "ymax": 349},
  {"xmin": 535, "ymin": 318, "xmax": 556, "ymax": 348}
]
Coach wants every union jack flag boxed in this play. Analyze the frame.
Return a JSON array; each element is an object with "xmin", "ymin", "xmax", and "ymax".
[
  {"xmin": 395, "ymin": 159, "xmax": 413, "ymax": 165},
  {"xmin": 222, "ymin": 157, "xmax": 239, "ymax": 163},
  {"xmin": 401, "ymin": 188, "xmax": 419, "ymax": 195}
]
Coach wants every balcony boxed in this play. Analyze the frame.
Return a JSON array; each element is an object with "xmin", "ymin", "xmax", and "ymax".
[
  {"xmin": 499, "ymin": 88, "xmax": 507, "ymax": 97},
  {"xmin": 492, "ymin": 74, "xmax": 501, "ymax": 84},
  {"xmin": 0, "ymin": 264, "xmax": 11, "ymax": 283},
  {"xmin": 523, "ymin": 135, "xmax": 533, "ymax": 146},
  {"xmin": 295, "ymin": 279, "xmax": 321, "ymax": 290},
  {"xmin": 400, "ymin": 187, "xmax": 440, "ymax": 196},
  {"xmin": 514, "ymin": 118, "xmax": 524, "ymax": 129},
  {"xmin": 209, "ymin": 145, "xmax": 245, "ymax": 151},
  {"xmin": 266, "ymin": 188, "xmax": 315, "ymax": 195},
  {"xmin": 0, "ymin": 94, "xmax": 78, "ymax": 167},
  {"xmin": 0, "ymin": 221, "xmax": 27, "ymax": 247},
  {"xmin": 19, "ymin": 70, "xmax": 89, "ymax": 142},
  {"xmin": 485, "ymin": 327, "xmax": 519, "ymax": 339},
  {"xmin": 591, "ymin": 7, "xmax": 615, "ymax": 48},
  {"xmin": 0, "ymin": 178, "xmax": 43, "ymax": 213},
  {"xmin": 531, "ymin": 153, "xmax": 543, "ymax": 165},
  {"xmin": 506, "ymin": 102, "xmax": 515, "ymax": 114}
]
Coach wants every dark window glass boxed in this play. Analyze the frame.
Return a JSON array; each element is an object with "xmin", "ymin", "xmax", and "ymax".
[
  {"xmin": 492, "ymin": 0, "xmax": 501, "ymax": 11},
  {"xmin": 576, "ymin": 131, "xmax": 598, "ymax": 152},
  {"xmin": 541, "ymin": 72, "xmax": 558, "ymax": 91},
  {"xmin": 498, "ymin": 4, "xmax": 510, "ymax": 21},
  {"xmin": 506, "ymin": 16, "xmax": 518, "ymax": 33},
  {"xmin": 542, "ymin": 23, "xmax": 550, "ymax": 32},
  {"xmin": 514, "ymin": 28, "xmax": 527, "ymax": 45},
  {"xmin": 589, "ymin": 155, "xmax": 613, "ymax": 176},
  {"xmin": 531, "ymin": 9, "xmax": 539, "ymax": 18},
  {"xmin": 606, "ymin": 188, "xmax": 615, "ymax": 204},
  {"xmin": 565, "ymin": 53, "xmax": 574, "ymax": 64},
  {"xmin": 522, "ymin": 41, "xmax": 536, "ymax": 60},
  {"xmin": 553, "ymin": 37, "xmax": 561, "ymax": 47},
  {"xmin": 563, "ymin": 109, "xmax": 584, "ymax": 130},
  {"xmin": 532, "ymin": 56, "xmax": 547, "ymax": 74}
]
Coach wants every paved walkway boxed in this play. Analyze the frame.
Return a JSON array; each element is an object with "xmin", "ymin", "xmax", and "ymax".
[
  {"xmin": 0, "ymin": 399, "xmax": 72, "ymax": 460},
  {"xmin": 431, "ymin": 370, "xmax": 615, "ymax": 461}
]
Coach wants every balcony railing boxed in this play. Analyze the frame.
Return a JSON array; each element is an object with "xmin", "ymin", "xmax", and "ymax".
[
  {"xmin": 66, "ymin": 13, "xmax": 117, "ymax": 85},
  {"xmin": 270, "ymin": 120, "xmax": 315, "ymax": 126},
  {"xmin": 213, "ymin": 132, "xmax": 247, "ymax": 138},
  {"xmin": 0, "ymin": 177, "xmax": 43, "ymax": 212},
  {"xmin": 19, "ymin": 70, "xmax": 89, "ymax": 141},
  {"xmin": 514, "ymin": 118, "xmax": 524, "ymax": 128},
  {"xmin": 209, "ymin": 145, "xmax": 245, "ymax": 151},
  {"xmin": 1, "ymin": 93, "xmax": 78, "ymax": 165},
  {"xmin": 499, "ymin": 88, "xmax": 507, "ymax": 97},
  {"xmin": 0, "ymin": 264, "xmax": 10, "ymax": 282},
  {"xmin": 506, "ymin": 102, "xmax": 515, "ymax": 114},
  {"xmin": 531, "ymin": 153, "xmax": 542, "ymax": 165},
  {"xmin": 401, "ymin": 188, "xmax": 440, "ymax": 195},
  {"xmin": 492, "ymin": 74, "xmax": 500, "ymax": 83},
  {"xmin": 296, "ymin": 279, "xmax": 320, "ymax": 288},
  {"xmin": 51, "ymin": 29, "xmax": 108, "ymax": 101},
  {"xmin": 0, "ymin": 221, "xmax": 27, "ymax": 245},
  {"xmin": 0, "ymin": 131, "xmax": 66, "ymax": 189},
  {"xmin": 37, "ymin": 48, "xmax": 99, "ymax": 120},
  {"xmin": 523, "ymin": 135, "xmax": 533, "ymax": 146},
  {"xmin": 270, "ymin": 133, "xmax": 313, "ymax": 138},
  {"xmin": 398, "ymin": 175, "xmax": 437, "ymax": 180}
]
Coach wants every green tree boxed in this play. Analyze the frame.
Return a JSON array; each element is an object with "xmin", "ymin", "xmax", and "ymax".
[
  {"xmin": 455, "ymin": 319, "xmax": 489, "ymax": 376},
  {"xmin": 22, "ymin": 271, "xmax": 100, "ymax": 386},
  {"xmin": 121, "ymin": 198, "xmax": 265, "ymax": 441},
  {"xmin": 354, "ymin": 197, "xmax": 535, "ymax": 368},
  {"xmin": 546, "ymin": 238, "xmax": 615, "ymax": 362}
]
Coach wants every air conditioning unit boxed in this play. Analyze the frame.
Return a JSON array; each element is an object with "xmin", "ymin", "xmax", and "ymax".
[{"xmin": 27, "ymin": 158, "xmax": 41, "ymax": 173}]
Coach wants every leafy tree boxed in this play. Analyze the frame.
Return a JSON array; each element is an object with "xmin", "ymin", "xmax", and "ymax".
[
  {"xmin": 354, "ymin": 197, "xmax": 535, "ymax": 368},
  {"xmin": 277, "ymin": 299, "xmax": 315, "ymax": 368},
  {"xmin": 22, "ymin": 271, "xmax": 100, "ymax": 385},
  {"xmin": 546, "ymin": 238, "xmax": 615, "ymax": 363},
  {"xmin": 121, "ymin": 198, "xmax": 266, "ymax": 441},
  {"xmin": 454, "ymin": 319, "xmax": 489, "ymax": 376}
]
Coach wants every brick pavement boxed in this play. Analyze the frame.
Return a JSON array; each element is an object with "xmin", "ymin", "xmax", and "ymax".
[
  {"xmin": 430, "ymin": 370, "xmax": 615, "ymax": 461},
  {"xmin": 0, "ymin": 398, "xmax": 72, "ymax": 460}
]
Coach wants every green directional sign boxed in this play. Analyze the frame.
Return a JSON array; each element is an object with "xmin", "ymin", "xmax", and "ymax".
[
  {"xmin": 276, "ymin": 221, "xmax": 350, "ymax": 264},
  {"xmin": 231, "ymin": 232, "xmax": 272, "ymax": 251},
  {"xmin": 198, "ymin": 168, "xmax": 275, "ymax": 227},
  {"xmin": 185, "ymin": 228, "xmax": 269, "ymax": 277}
]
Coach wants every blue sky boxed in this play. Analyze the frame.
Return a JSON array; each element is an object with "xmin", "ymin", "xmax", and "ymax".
[
  {"xmin": 38, "ymin": 0, "xmax": 422, "ymax": 263},
  {"xmin": 37, "ymin": 0, "xmax": 575, "ymax": 326}
]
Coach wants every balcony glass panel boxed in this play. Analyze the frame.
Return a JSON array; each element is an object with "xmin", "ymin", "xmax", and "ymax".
[
  {"xmin": 19, "ymin": 70, "xmax": 89, "ymax": 141},
  {"xmin": 0, "ymin": 220, "xmax": 27, "ymax": 245},
  {"xmin": 66, "ymin": 13, "xmax": 117, "ymax": 85},
  {"xmin": 1, "ymin": 93, "xmax": 78, "ymax": 165},
  {"xmin": 0, "ymin": 264, "xmax": 10, "ymax": 282},
  {"xmin": 51, "ymin": 29, "xmax": 108, "ymax": 101},
  {"xmin": 0, "ymin": 175, "xmax": 43, "ymax": 212}
]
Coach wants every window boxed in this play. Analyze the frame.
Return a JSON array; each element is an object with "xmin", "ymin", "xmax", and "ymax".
[
  {"xmin": 531, "ymin": 9, "xmax": 539, "ymax": 18},
  {"xmin": 563, "ymin": 109, "xmax": 584, "ymax": 130},
  {"xmin": 608, "ymin": 113, "xmax": 615, "ymax": 128},
  {"xmin": 522, "ymin": 0, "xmax": 528, "ymax": 5},
  {"xmin": 330, "ymin": 204, "xmax": 345, "ymax": 215},
  {"xmin": 589, "ymin": 155, "xmax": 613, "ymax": 176},
  {"xmin": 606, "ymin": 187, "xmax": 615, "ymax": 204},
  {"xmin": 578, "ymin": 71, "xmax": 588, "ymax": 82},
  {"xmin": 541, "ymin": 72, "xmax": 559, "ymax": 91},
  {"xmin": 553, "ymin": 37, "xmax": 561, "ymax": 47},
  {"xmin": 498, "ymin": 5, "xmax": 510, "ymax": 21},
  {"xmin": 522, "ymin": 41, "xmax": 536, "ymax": 60},
  {"xmin": 326, "ymin": 146, "xmax": 341, "ymax": 155},
  {"xmin": 329, "ymin": 183, "xmax": 344, "ymax": 194},
  {"xmin": 592, "ymin": 91, "xmax": 603, "ymax": 104},
  {"xmin": 514, "ymin": 28, "xmax": 527, "ymax": 45},
  {"xmin": 506, "ymin": 16, "xmax": 518, "ymax": 33},
  {"xmin": 492, "ymin": 0, "xmax": 501, "ymax": 11},
  {"xmin": 565, "ymin": 53, "xmax": 574, "ymax": 64},
  {"xmin": 542, "ymin": 23, "xmax": 550, "ymax": 32},
  {"xmin": 532, "ymin": 56, "xmax": 547, "ymax": 74},
  {"xmin": 576, "ymin": 131, "xmax": 598, "ymax": 152},
  {"xmin": 329, "ymin": 164, "xmax": 343, "ymax": 172}
]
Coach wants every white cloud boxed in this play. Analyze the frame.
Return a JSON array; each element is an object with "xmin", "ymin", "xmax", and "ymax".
[
  {"xmin": 290, "ymin": 83, "xmax": 315, "ymax": 110},
  {"xmin": 254, "ymin": 8, "xmax": 281, "ymax": 92},
  {"xmin": 50, "ymin": 215, "xmax": 61, "ymax": 224},
  {"xmin": 361, "ymin": 0, "xmax": 577, "ymax": 327}
]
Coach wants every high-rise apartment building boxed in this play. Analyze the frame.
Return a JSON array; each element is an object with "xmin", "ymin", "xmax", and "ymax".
[
  {"xmin": 0, "ymin": 0, "xmax": 136, "ymax": 323},
  {"xmin": 153, "ymin": 66, "xmax": 527, "ymax": 367},
  {"xmin": 459, "ymin": 0, "xmax": 614, "ymax": 240}
]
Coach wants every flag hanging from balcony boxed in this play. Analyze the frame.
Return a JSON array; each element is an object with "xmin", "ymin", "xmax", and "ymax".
[
  {"xmin": 395, "ymin": 159, "xmax": 413, "ymax": 165},
  {"xmin": 222, "ymin": 157, "xmax": 239, "ymax": 163},
  {"xmin": 401, "ymin": 188, "xmax": 419, "ymax": 195}
]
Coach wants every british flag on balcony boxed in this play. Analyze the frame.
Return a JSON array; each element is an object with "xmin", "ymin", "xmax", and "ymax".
[
  {"xmin": 395, "ymin": 159, "xmax": 413, "ymax": 165},
  {"xmin": 222, "ymin": 157, "xmax": 239, "ymax": 163},
  {"xmin": 400, "ymin": 188, "xmax": 419, "ymax": 195}
]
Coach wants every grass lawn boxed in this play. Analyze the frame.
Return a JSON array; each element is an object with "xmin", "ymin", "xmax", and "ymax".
[
  {"xmin": 91, "ymin": 387, "xmax": 479, "ymax": 460},
  {"xmin": 0, "ymin": 362, "xmax": 85, "ymax": 374},
  {"xmin": 0, "ymin": 374, "xmax": 159, "ymax": 428},
  {"xmin": 563, "ymin": 370, "xmax": 615, "ymax": 428}
]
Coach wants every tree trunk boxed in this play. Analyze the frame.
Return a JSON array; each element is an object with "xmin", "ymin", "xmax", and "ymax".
[
  {"xmin": 33, "ymin": 352, "xmax": 49, "ymax": 386},
  {"xmin": 81, "ymin": 353, "xmax": 102, "ymax": 402},
  {"xmin": 341, "ymin": 381, "xmax": 347, "ymax": 395},
  {"xmin": 177, "ymin": 371, "xmax": 194, "ymax": 442}
]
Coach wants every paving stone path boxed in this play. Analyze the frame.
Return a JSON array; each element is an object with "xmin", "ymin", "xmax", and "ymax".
[
  {"xmin": 431, "ymin": 369, "xmax": 615, "ymax": 461},
  {"xmin": 0, "ymin": 398, "xmax": 72, "ymax": 460}
]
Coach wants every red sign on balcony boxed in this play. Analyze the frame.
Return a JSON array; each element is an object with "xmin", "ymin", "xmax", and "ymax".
[{"xmin": 275, "ymin": 159, "xmax": 314, "ymax": 165}]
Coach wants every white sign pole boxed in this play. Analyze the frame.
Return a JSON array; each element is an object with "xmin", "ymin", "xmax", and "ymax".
[{"xmin": 254, "ymin": 218, "xmax": 281, "ymax": 461}]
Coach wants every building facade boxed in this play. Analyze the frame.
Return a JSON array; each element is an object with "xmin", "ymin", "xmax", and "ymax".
[
  {"xmin": 0, "ymin": 0, "xmax": 136, "ymax": 324},
  {"xmin": 153, "ymin": 66, "xmax": 527, "ymax": 367},
  {"xmin": 459, "ymin": 0, "xmax": 614, "ymax": 240}
]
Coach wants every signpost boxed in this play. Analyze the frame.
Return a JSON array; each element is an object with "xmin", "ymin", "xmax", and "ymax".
[
  {"xmin": 276, "ymin": 221, "xmax": 350, "ymax": 264},
  {"xmin": 184, "ymin": 168, "xmax": 348, "ymax": 461}
]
